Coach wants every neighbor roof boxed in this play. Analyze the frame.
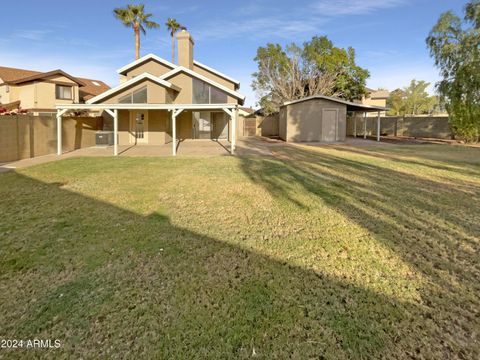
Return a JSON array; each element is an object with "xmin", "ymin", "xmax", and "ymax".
[
  {"xmin": 0, "ymin": 67, "xmax": 85, "ymax": 86},
  {"xmin": 159, "ymin": 66, "xmax": 245, "ymax": 105},
  {"xmin": 0, "ymin": 66, "xmax": 41, "ymax": 83},
  {"xmin": 283, "ymin": 95, "xmax": 387, "ymax": 112},
  {"xmin": 76, "ymin": 77, "xmax": 111, "ymax": 101},
  {"xmin": 86, "ymin": 73, "xmax": 180, "ymax": 104},
  {"xmin": 0, "ymin": 66, "xmax": 109, "ymax": 101},
  {"xmin": 369, "ymin": 90, "xmax": 390, "ymax": 99}
]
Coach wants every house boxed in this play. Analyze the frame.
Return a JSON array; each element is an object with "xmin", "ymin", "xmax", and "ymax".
[
  {"xmin": 0, "ymin": 66, "xmax": 109, "ymax": 115},
  {"xmin": 361, "ymin": 88, "xmax": 389, "ymax": 117},
  {"xmin": 279, "ymin": 95, "xmax": 386, "ymax": 142},
  {"xmin": 56, "ymin": 29, "xmax": 245, "ymax": 156}
]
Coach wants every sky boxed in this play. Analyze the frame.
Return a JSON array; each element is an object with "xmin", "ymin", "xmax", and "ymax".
[{"xmin": 0, "ymin": 0, "xmax": 466, "ymax": 107}]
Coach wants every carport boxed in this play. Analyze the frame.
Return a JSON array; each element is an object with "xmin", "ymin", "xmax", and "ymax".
[{"xmin": 346, "ymin": 102, "xmax": 388, "ymax": 142}]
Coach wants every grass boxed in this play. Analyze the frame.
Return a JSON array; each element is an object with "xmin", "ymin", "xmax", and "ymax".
[{"xmin": 0, "ymin": 143, "xmax": 479, "ymax": 359}]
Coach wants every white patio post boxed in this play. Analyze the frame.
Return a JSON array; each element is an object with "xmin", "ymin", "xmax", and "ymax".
[
  {"xmin": 172, "ymin": 111, "xmax": 177, "ymax": 156},
  {"xmin": 56, "ymin": 108, "xmax": 68, "ymax": 155},
  {"xmin": 353, "ymin": 113, "xmax": 357, "ymax": 138},
  {"xmin": 231, "ymin": 107, "xmax": 237, "ymax": 155},
  {"xmin": 171, "ymin": 109, "xmax": 183, "ymax": 156},
  {"xmin": 105, "ymin": 109, "xmax": 119, "ymax": 156},
  {"xmin": 363, "ymin": 111, "xmax": 367, "ymax": 139},
  {"xmin": 113, "ymin": 109, "xmax": 119, "ymax": 155},
  {"xmin": 377, "ymin": 111, "xmax": 381, "ymax": 142}
]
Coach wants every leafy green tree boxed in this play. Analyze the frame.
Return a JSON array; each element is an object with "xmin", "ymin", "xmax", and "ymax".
[
  {"xmin": 166, "ymin": 18, "xmax": 185, "ymax": 63},
  {"xmin": 303, "ymin": 36, "xmax": 370, "ymax": 101},
  {"xmin": 426, "ymin": 0, "xmax": 480, "ymax": 141},
  {"xmin": 252, "ymin": 36, "xmax": 369, "ymax": 113},
  {"xmin": 387, "ymin": 89, "xmax": 405, "ymax": 116},
  {"xmin": 403, "ymin": 80, "xmax": 431, "ymax": 115},
  {"xmin": 387, "ymin": 81, "xmax": 443, "ymax": 116},
  {"xmin": 114, "ymin": 4, "xmax": 160, "ymax": 60}
]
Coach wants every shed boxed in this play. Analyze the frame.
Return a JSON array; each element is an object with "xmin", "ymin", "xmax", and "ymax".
[{"xmin": 279, "ymin": 95, "xmax": 387, "ymax": 143}]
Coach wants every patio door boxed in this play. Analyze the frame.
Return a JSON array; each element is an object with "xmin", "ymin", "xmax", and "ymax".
[
  {"xmin": 130, "ymin": 111, "xmax": 148, "ymax": 144},
  {"xmin": 193, "ymin": 112, "xmax": 211, "ymax": 139},
  {"xmin": 211, "ymin": 112, "xmax": 228, "ymax": 140}
]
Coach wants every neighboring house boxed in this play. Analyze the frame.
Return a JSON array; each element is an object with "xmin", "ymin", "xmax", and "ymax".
[
  {"xmin": 361, "ymin": 88, "xmax": 389, "ymax": 117},
  {"xmin": 0, "ymin": 66, "xmax": 109, "ymax": 115},
  {"xmin": 279, "ymin": 95, "xmax": 386, "ymax": 142},
  {"xmin": 56, "ymin": 29, "xmax": 245, "ymax": 156}
]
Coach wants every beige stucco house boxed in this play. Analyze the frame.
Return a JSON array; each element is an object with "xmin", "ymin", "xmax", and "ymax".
[
  {"xmin": 56, "ymin": 30, "xmax": 245, "ymax": 156},
  {"xmin": 279, "ymin": 95, "xmax": 386, "ymax": 143},
  {"xmin": 361, "ymin": 88, "xmax": 389, "ymax": 117},
  {"xmin": 0, "ymin": 66, "xmax": 109, "ymax": 115}
]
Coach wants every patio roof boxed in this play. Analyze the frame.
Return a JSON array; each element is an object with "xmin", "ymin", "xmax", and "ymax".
[
  {"xmin": 283, "ymin": 95, "xmax": 387, "ymax": 112},
  {"xmin": 55, "ymin": 103, "xmax": 239, "ymax": 158}
]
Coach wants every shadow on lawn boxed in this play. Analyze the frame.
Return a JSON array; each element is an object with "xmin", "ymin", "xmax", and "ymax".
[
  {"xmin": 330, "ymin": 144, "xmax": 480, "ymax": 177},
  {"xmin": 1, "ymin": 172, "xmax": 416, "ymax": 359},
  {"xmin": 240, "ymin": 145, "xmax": 480, "ymax": 359}
]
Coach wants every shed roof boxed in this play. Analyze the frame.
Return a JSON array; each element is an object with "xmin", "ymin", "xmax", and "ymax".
[{"xmin": 283, "ymin": 95, "xmax": 387, "ymax": 112}]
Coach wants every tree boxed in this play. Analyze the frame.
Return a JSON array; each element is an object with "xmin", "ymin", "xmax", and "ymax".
[
  {"xmin": 114, "ymin": 4, "xmax": 160, "ymax": 60},
  {"xmin": 303, "ymin": 36, "xmax": 370, "ymax": 101},
  {"xmin": 426, "ymin": 0, "xmax": 480, "ymax": 141},
  {"xmin": 387, "ymin": 81, "xmax": 442, "ymax": 116},
  {"xmin": 387, "ymin": 89, "xmax": 405, "ymax": 116},
  {"xmin": 166, "ymin": 18, "xmax": 185, "ymax": 63},
  {"xmin": 403, "ymin": 80, "xmax": 431, "ymax": 115},
  {"xmin": 252, "ymin": 36, "xmax": 369, "ymax": 113}
]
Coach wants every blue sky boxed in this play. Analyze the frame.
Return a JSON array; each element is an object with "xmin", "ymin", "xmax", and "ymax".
[{"xmin": 0, "ymin": 0, "xmax": 465, "ymax": 106}]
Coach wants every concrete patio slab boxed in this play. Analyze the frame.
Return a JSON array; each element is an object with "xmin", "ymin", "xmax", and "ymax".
[{"xmin": 0, "ymin": 137, "xmax": 275, "ymax": 171}]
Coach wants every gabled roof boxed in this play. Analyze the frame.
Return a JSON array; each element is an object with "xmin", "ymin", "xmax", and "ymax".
[
  {"xmin": 13, "ymin": 69, "xmax": 85, "ymax": 86},
  {"xmin": 87, "ymin": 72, "xmax": 180, "ymax": 104},
  {"xmin": 0, "ymin": 66, "xmax": 41, "ymax": 83},
  {"xmin": 193, "ymin": 60, "xmax": 240, "ymax": 87},
  {"xmin": 76, "ymin": 77, "xmax": 111, "ymax": 101},
  {"xmin": 159, "ymin": 66, "xmax": 245, "ymax": 104},
  {"xmin": 0, "ymin": 67, "xmax": 85, "ymax": 86},
  {"xmin": 117, "ymin": 54, "xmax": 176, "ymax": 75},
  {"xmin": 283, "ymin": 95, "xmax": 387, "ymax": 112}
]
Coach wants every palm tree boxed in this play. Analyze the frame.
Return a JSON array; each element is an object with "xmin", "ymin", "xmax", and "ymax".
[
  {"xmin": 114, "ymin": 4, "xmax": 160, "ymax": 60},
  {"xmin": 165, "ymin": 18, "xmax": 185, "ymax": 63}
]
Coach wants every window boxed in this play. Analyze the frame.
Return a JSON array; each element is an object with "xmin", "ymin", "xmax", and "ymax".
[
  {"xmin": 56, "ymin": 85, "xmax": 72, "ymax": 100},
  {"xmin": 193, "ymin": 78, "xmax": 227, "ymax": 104},
  {"xmin": 118, "ymin": 86, "xmax": 148, "ymax": 103},
  {"xmin": 5, "ymin": 85, "xmax": 9, "ymax": 93}
]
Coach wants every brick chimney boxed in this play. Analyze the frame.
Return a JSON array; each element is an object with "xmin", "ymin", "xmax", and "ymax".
[{"xmin": 176, "ymin": 29, "xmax": 194, "ymax": 69}]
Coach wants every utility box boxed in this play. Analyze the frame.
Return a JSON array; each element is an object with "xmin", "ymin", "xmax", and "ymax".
[{"xmin": 95, "ymin": 131, "xmax": 114, "ymax": 146}]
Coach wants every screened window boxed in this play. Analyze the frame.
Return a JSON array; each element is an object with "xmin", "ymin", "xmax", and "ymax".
[
  {"xmin": 56, "ymin": 85, "xmax": 72, "ymax": 100},
  {"xmin": 193, "ymin": 78, "xmax": 227, "ymax": 104},
  {"xmin": 118, "ymin": 86, "xmax": 148, "ymax": 104}
]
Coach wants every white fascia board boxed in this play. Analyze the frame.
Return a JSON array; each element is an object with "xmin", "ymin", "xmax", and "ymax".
[
  {"xmin": 117, "ymin": 54, "xmax": 177, "ymax": 75},
  {"xmin": 56, "ymin": 103, "xmax": 239, "ymax": 110},
  {"xmin": 160, "ymin": 66, "xmax": 245, "ymax": 102},
  {"xmin": 283, "ymin": 95, "xmax": 387, "ymax": 111},
  {"xmin": 193, "ymin": 60, "xmax": 240, "ymax": 85},
  {"xmin": 86, "ymin": 73, "xmax": 179, "ymax": 104}
]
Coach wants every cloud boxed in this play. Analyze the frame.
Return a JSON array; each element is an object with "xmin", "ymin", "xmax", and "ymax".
[
  {"xmin": 311, "ymin": 0, "xmax": 406, "ymax": 16},
  {"xmin": 195, "ymin": 16, "xmax": 326, "ymax": 41},
  {"xmin": 11, "ymin": 29, "xmax": 51, "ymax": 41}
]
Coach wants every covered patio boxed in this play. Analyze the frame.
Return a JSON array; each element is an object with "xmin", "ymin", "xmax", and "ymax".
[{"xmin": 55, "ymin": 103, "xmax": 239, "ymax": 157}]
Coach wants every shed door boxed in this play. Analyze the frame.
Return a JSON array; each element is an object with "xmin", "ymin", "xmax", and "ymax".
[{"xmin": 322, "ymin": 109, "xmax": 339, "ymax": 142}]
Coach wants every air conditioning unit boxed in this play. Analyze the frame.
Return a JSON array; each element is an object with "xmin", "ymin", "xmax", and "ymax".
[{"xmin": 96, "ymin": 131, "xmax": 114, "ymax": 146}]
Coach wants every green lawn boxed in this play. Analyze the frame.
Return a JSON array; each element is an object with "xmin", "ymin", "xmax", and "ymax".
[{"xmin": 1, "ymin": 143, "xmax": 479, "ymax": 359}]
